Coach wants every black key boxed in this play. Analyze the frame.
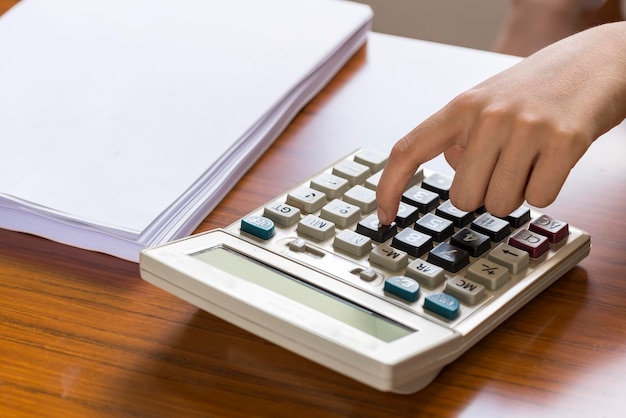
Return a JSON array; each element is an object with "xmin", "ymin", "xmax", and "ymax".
[
  {"xmin": 395, "ymin": 202, "xmax": 420, "ymax": 228},
  {"xmin": 401, "ymin": 186, "xmax": 439, "ymax": 213},
  {"xmin": 415, "ymin": 213, "xmax": 454, "ymax": 242},
  {"xmin": 471, "ymin": 213, "xmax": 511, "ymax": 242},
  {"xmin": 391, "ymin": 228, "xmax": 433, "ymax": 257},
  {"xmin": 427, "ymin": 242, "xmax": 470, "ymax": 273},
  {"xmin": 356, "ymin": 214, "xmax": 398, "ymax": 243},
  {"xmin": 450, "ymin": 228, "xmax": 491, "ymax": 257},
  {"xmin": 474, "ymin": 205, "xmax": 487, "ymax": 214},
  {"xmin": 422, "ymin": 173, "xmax": 452, "ymax": 200},
  {"xmin": 501, "ymin": 205, "xmax": 531, "ymax": 228},
  {"xmin": 435, "ymin": 200, "xmax": 474, "ymax": 227}
]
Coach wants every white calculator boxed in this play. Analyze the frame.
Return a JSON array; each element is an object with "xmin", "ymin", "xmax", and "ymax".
[{"xmin": 139, "ymin": 148, "xmax": 591, "ymax": 394}]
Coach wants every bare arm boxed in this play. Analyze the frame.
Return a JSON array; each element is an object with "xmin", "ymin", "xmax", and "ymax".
[{"xmin": 376, "ymin": 21, "xmax": 626, "ymax": 225}]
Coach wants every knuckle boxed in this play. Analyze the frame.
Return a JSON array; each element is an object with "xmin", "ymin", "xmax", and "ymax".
[
  {"xmin": 547, "ymin": 128, "xmax": 591, "ymax": 160},
  {"xmin": 390, "ymin": 135, "xmax": 412, "ymax": 158},
  {"xmin": 449, "ymin": 89, "xmax": 483, "ymax": 112}
]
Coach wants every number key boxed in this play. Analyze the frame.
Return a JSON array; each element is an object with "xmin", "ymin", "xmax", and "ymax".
[{"xmin": 391, "ymin": 228, "xmax": 433, "ymax": 257}]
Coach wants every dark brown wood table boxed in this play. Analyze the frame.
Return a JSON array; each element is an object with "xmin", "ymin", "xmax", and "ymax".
[{"xmin": 2, "ymin": 1, "xmax": 626, "ymax": 416}]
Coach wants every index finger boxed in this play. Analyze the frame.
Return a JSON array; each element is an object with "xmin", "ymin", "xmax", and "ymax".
[{"xmin": 376, "ymin": 110, "xmax": 461, "ymax": 225}]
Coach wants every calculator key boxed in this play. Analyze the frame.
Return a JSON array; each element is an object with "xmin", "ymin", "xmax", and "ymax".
[
  {"xmin": 384, "ymin": 276, "xmax": 420, "ymax": 302},
  {"xmin": 343, "ymin": 185, "xmax": 377, "ymax": 213},
  {"xmin": 356, "ymin": 214, "xmax": 398, "ymax": 243},
  {"xmin": 427, "ymin": 242, "xmax": 470, "ymax": 273},
  {"xmin": 402, "ymin": 186, "xmax": 439, "ymax": 214},
  {"xmin": 405, "ymin": 259, "xmax": 445, "ymax": 287},
  {"xmin": 286, "ymin": 238, "xmax": 307, "ymax": 252},
  {"xmin": 263, "ymin": 202, "xmax": 301, "ymax": 227},
  {"xmin": 332, "ymin": 159, "xmax": 371, "ymax": 186},
  {"xmin": 487, "ymin": 243, "xmax": 529, "ymax": 274},
  {"xmin": 354, "ymin": 148, "xmax": 388, "ymax": 172},
  {"xmin": 394, "ymin": 202, "xmax": 420, "ymax": 228},
  {"xmin": 333, "ymin": 229, "xmax": 372, "ymax": 257},
  {"xmin": 474, "ymin": 205, "xmax": 487, "ymax": 214},
  {"xmin": 471, "ymin": 213, "xmax": 511, "ymax": 242},
  {"xmin": 501, "ymin": 205, "xmax": 531, "ymax": 228},
  {"xmin": 422, "ymin": 173, "xmax": 452, "ymax": 199},
  {"xmin": 310, "ymin": 172, "xmax": 349, "ymax": 200},
  {"xmin": 285, "ymin": 239, "xmax": 325, "ymax": 258},
  {"xmin": 369, "ymin": 244, "xmax": 409, "ymax": 271},
  {"xmin": 366, "ymin": 168, "xmax": 424, "ymax": 192},
  {"xmin": 436, "ymin": 200, "xmax": 474, "ymax": 227},
  {"xmin": 509, "ymin": 229, "xmax": 550, "ymax": 258},
  {"xmin": 529, "ymin": 214, "xmax": 569, "ymax": 243},
  {"xmin": 240, "ymin": 215, "xmax": 275, "ymax": 240},
  {"xmin": 358, "ymin": 268, "xmax": 378, "ymax": 282},
  {"xmin": 407, "ymin": 169, "xmax": 426, "ymax": 189},
  {"xmin": 450, "ymin": 228, "xmax": 491, "ymax": 257},
  {"xmin": 391, "ymin": 228, "xmax": 433, "ymax": 257},
  {"xmin": 466, "ymin": 259, "xmax": 510, "ymax": 290},
  {"xmin": 424, "ymin": 293, "xmax": 460, "ymax": 320},
  {"xmin": 286, "ymin": 186, "xmax": 326, "ymax": 214},
  {"xmin": 364, "ymin": 170, "xmax": 382, "ymax": 191},
  {"xmin": 320, "ymin": 199, "xmax": 360, "ymax": 228},
  {"xmin": 296, "ymin": 214, "xmax": 335, "ymax": 241},
  {"xmin": 415, "ymin": 213, "xmax": 454, "ymax": 242},
  {"xmin": 445, "ymin": 276, "xmax": 486, "ymax": 305}
]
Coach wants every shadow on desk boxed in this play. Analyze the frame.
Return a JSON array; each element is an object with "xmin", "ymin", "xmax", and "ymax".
[{"xmin": 124, "ymin": 265, "xmax": 589, "ymax": 417}]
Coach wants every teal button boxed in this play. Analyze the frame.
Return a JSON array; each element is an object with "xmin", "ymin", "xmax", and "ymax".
[
  {"xmin": 384, "ymin": 276, "xmax": 420, "ymax": 302},
  {"xmin": 241, "ymin": 215, "xmax": 275, "ymax": 240},
  {"xmin": 424, "ymin": 293, "xmax": 460, "ymax": 320}
]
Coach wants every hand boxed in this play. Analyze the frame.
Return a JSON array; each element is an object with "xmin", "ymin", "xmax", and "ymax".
[{"xmin": 376, "ymin": 22, "xmax": 626, "ymax": 225}]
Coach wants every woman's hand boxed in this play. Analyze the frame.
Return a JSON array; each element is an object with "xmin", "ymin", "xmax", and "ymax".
[{"xmin": 376, "ymin": 22, "xmax": 626, "ymax": 225}]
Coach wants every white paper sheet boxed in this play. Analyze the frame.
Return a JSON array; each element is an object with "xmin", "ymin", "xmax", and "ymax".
[{"xmin": 0, "ymin": 0, "xmax": 373, "ymax": 260}]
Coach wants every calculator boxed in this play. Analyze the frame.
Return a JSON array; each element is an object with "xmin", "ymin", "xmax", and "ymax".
[{"xmin": 139, "ymin": 148, "xmax": 591, "ymax": 394}]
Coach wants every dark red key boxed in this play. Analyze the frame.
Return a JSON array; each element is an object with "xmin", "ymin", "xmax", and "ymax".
[
  {"xmin": 508, "ymin": 229, "xmax": 550, "ymax": 258},
  {"xmin": 529, "ymin": 214, "xmax": 569, "ymax": 243}
]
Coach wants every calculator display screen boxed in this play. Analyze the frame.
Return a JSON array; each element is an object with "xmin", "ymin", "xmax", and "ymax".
[{"xmin": 192, "ymin": 246, "xmax": 415, "ymax": 343}]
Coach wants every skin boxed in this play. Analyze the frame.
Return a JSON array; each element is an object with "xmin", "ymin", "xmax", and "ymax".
[{"xmin": 376, "ymin": 21, "xmax": 626, "ymax": 225}]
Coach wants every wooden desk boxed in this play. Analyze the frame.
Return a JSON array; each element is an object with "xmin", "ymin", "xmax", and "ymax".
[{"xmin": 2, "ymin": 2, "xmax": 626, "ymax": 416}]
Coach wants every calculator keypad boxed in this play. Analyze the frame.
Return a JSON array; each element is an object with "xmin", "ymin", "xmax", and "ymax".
[{"xmin": 234, "ymin": 149, "xmax": 574, "ymax": 325}]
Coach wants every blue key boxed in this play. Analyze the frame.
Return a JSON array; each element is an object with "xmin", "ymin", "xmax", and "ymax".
[
  {"xmin": 424, "ymin": 293, "xmax": 460, "ymax": 320},
  {"xmin": 241, "ymin": 215, "xmax": 275, "ymax": 240},
  {"xmin": 384, "ymin": 276, "xmax": 420, "ymax": 302}
]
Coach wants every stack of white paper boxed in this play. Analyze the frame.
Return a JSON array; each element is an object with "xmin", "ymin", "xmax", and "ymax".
[{"xmin": 0, "ymin": 0, "xmax": 372, "ymax": 261}]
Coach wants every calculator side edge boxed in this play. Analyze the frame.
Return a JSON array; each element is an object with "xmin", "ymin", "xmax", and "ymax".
[
  {"xmin": 138, "ymin": 240, "xmax": 461, "ymax": 394},
  {"xmin": 455, "ymin": 231, "xmax": 591, "ymax": 342}
]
